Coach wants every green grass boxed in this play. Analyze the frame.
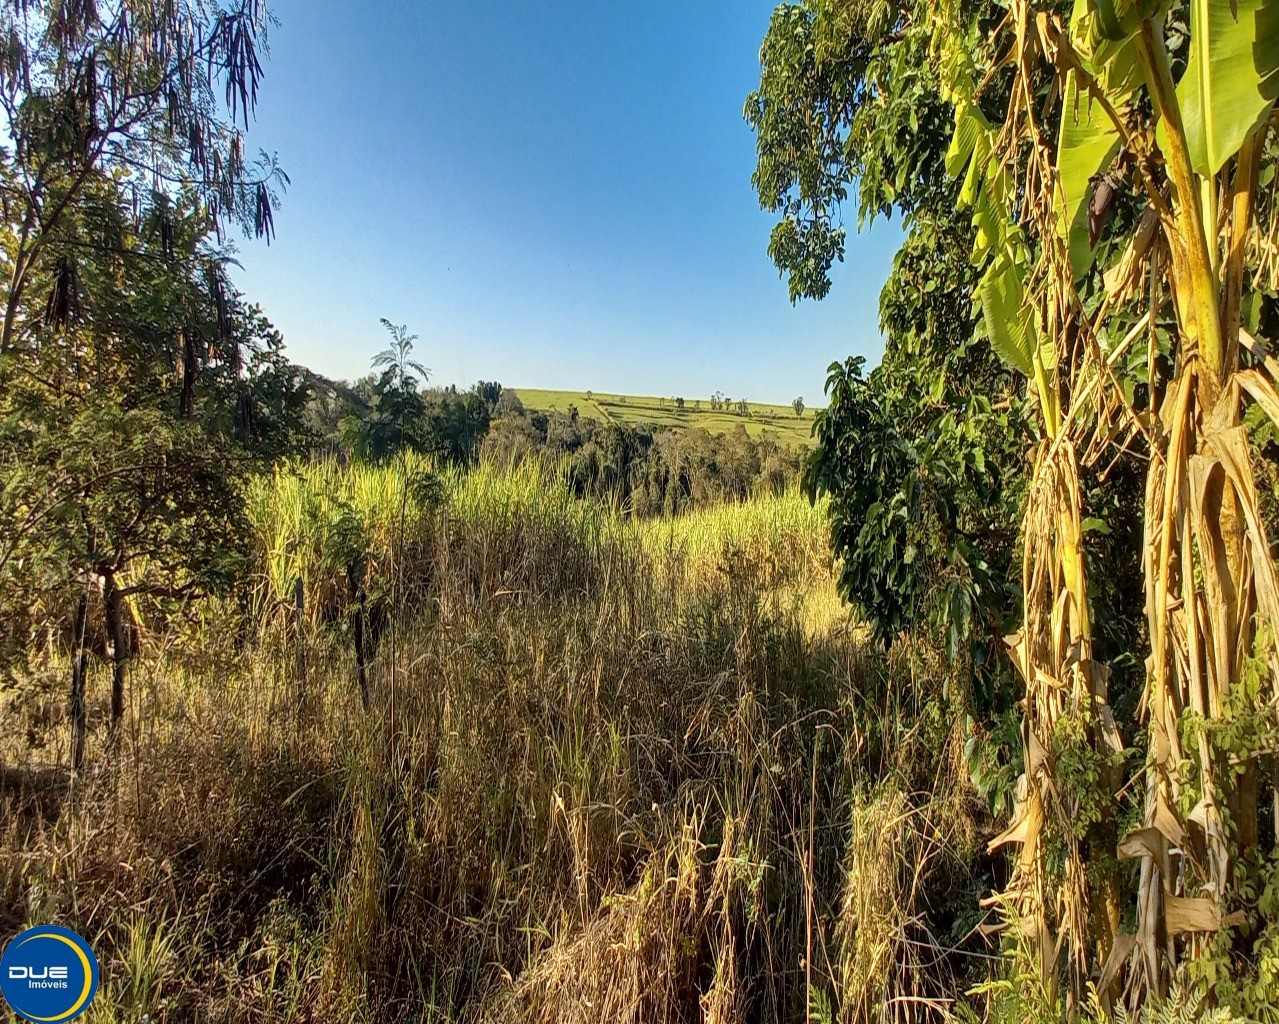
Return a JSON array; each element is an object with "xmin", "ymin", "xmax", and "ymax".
[{"xmin": 511, "ymin": 387, "xmax": 817, "ymax": 448}]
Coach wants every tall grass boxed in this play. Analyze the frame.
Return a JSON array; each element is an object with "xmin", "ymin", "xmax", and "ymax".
[
  {"xmin": 245, "ymin": 453, "xmax": 440, "ymax": 614},
  {"xmin": 0, "ymin": 458, "xmax": 989, "ymax": 1023}
]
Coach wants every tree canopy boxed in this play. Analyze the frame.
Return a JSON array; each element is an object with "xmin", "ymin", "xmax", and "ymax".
[{"xmin": 0, "ymin": 1, "xmax": 302, "ymax": 750}]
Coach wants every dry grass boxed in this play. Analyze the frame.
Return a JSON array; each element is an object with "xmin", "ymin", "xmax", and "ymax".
[{"xmin": 0, "ymin": 461, "xmax": 989, "ymax": 1023}]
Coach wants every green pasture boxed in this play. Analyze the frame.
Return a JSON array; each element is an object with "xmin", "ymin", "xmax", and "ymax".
[{"xmin": 511, "ymin": 388, "xmax": 816, "ymax": 447}]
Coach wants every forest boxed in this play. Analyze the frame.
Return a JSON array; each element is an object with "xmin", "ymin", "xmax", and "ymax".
[{"xmin": 1, "ymin": 0, "xmax": 1279, "ymax": 1022}]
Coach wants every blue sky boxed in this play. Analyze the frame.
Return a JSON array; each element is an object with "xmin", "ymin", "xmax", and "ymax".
[{"xmin": 232, "ymin": 1, "xmax": 902, "ymax": 405}]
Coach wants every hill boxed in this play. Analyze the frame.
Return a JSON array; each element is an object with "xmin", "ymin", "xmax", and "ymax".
[{"xmin": 511, "ymin": 388, "xmax": 816, "ymax": 447}]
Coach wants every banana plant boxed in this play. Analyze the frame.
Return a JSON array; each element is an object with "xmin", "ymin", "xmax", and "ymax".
[{"xmin": 938, "ymin": 0, "xmax": 1279, "ymax": 1008}]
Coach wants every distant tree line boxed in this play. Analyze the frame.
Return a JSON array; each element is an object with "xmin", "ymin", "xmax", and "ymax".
[
  {"xmin": 305, "ymin": 344, "xmax": 804, "ymax": 516},
  {"xmin": 482, "ymin": 399, "xmax": 801, "ymax": 515}
]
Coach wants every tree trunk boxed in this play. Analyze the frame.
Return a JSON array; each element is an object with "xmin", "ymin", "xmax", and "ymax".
[
  {"xmin": 353, "ymin": 596, "xmax": 370, "ymax": 711},
  {"xmin": 180, "ymin": 327, "xmax": 197, "ymax": 418},
  {"xmin": 294, "ymin": 576, "xmax": 307, "ymax": 726},
  {"xmin": 348, "ymin": 565, "xmax": 370, "ymax": 711},
  {"xmin": 70, "ymin": 592, "xmax": 89, "ymax": 770},
  {"xmin": 1, "ymin": 223, "xmax": 32, "ymax": 358},
  {"xmin": 102, "ymin": 570, "xmax": 127, "ymax": 737},
  {"xmin": 1273, "ymin": 757, "xmax": 1279, "ymax": 853},
  {"xmin": 1, "ymin": 262, "xmax": 24, "ymax": 356}
]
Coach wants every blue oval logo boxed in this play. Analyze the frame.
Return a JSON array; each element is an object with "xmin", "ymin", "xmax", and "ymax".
[{"xmin": 0, "ymin": 926, "xmax": 99, "ymax": 1023}]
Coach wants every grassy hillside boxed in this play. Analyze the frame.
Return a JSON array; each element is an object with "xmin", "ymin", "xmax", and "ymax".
[{"xmin": 512, "ymin": 388, "xmax": 816, "ymax": 448}]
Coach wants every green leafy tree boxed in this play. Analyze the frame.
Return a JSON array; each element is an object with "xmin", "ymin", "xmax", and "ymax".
[
  {"xmin": 750, "ymin": 0, "xmax": 1032, "ymax": 707},
  {"xmin": 1, "ymin": 183, "xmax": 306, "ymax": 757},
  {"xmin": 0, "ymin": 1, "xmax": 299, "ymax": 762},
  {"xmin": 373, "ymin": 319, "xmax": 430, "ymax": 393},
  {"xmin": 424, "ymin": 385, "xmax": 493, "ymax": 466}
]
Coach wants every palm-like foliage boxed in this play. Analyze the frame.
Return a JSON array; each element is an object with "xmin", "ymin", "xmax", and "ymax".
[{"xmin": 373, "ymin": 319, "xmax": 430, "ymax": 393}]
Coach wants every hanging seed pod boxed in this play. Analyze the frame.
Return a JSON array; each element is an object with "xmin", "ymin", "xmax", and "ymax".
[
  {"xmin": 208, "ymin": 264, "xmax": 237, "ymax": 371},
  {"xmin": 254, "ymin": 181, "xmax": 274, "ymax": 242},
  {"xmin": 44, "ymin": 256, "xmax": 81, "ymax": 328},
  {"xmin": 236, "ymin": 388, "xmax": 255, "ymax": 439},
  {"xmin": 179, "ymin": 326, "xmax": 199, "ymax": 418},
  {"xmin": 166, "ymin": 85, "xmax": 181, "ymax": 136},
  {"xmin": 1088, "ymin": 171, "xmax": 1121, "ymax": 248},
  {"xmin": 189, "ymin": 120, "xmax": 206, "ymax": 178},
  {"xmin": 0, "ymin": 28, "xmax": 25, "ymax": 94},
  {"xmin": 158, "ymin": 202, "xmax": 174, "ymax": 259}
]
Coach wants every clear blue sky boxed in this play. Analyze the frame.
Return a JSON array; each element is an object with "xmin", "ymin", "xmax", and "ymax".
[{"xmin": 231, "ymin": 0, "xmax": 902, "ymax": 405}]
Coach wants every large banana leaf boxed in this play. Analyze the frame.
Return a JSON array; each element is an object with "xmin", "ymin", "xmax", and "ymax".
[
  {"xmin": 946, "ymin": 99, "xmax": 993, "ymax": 180},
  {"xmin": 1070, "ymin": 0, "xmax": 1145, "ymax": 96},
  {"xmin": 978, "ymin": 251, "xmax": 1038, "ymax": 378},
  {"xmin": 1057, "ymin": 69, "xmax": 1122, "ymax": 280},
  {"xmin": 947, "ymin": 77, "xmax": 1039, "ymax": 378},
  {"xmin": 1176, "ymin": 0, "xmax": 1279, "ymax": 175},
  {"xmin": 1090, "ymin": 0, "xmax": 1164, "ymax": 43}
]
